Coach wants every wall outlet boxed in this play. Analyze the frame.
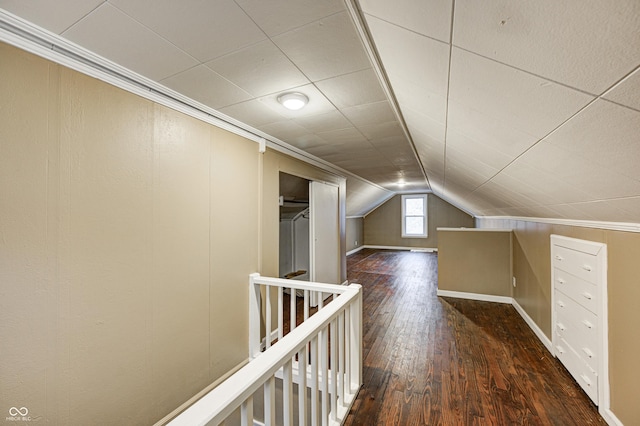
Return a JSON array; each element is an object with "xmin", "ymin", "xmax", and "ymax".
[
  {"xmin": 512, "ymin": 276, "xmax": 517, "ymax": 287},
  {"xmin": 355, "ymin": 240, "xmax": 358, "ymax": 246}
]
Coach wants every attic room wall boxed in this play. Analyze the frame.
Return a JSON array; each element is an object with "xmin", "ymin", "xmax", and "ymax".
[
  {"xmin": 346, "ymin": 217, "xmax": 364, "ymax": 252},
  {"xmin": 0, "ymin": 42, "xmax": 262, "ymax": 425},
  {"xmin": 479, "ymin": 218, "xmax": 640, "ymax": 425},
  {"xmin": 364, "ymin": 193, "xmax": 474, "ymax": 248}
]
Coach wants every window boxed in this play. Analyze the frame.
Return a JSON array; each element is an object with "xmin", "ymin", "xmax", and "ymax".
[{"xmin": 401, "ymin": 194, "xmax": 428, "ymax": 238}]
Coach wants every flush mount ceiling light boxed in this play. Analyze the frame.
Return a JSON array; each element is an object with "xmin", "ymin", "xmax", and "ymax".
[{"xmin": 277, "ymin": 92, "xmax": 308, "ymax": 111}]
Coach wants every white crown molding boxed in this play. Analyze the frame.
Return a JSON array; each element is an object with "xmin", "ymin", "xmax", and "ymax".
[{"xmin": 477, "ymin": 215, "xmax": 640, "ymax": 233}]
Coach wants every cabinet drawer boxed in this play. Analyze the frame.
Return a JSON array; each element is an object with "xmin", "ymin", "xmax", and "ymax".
[
  {"xmin": 554, "ymin": 268, "xmax": 598, "ymax": 313},
  {"xmin": 555, "ymin": 309, "xmax": 598, "ymax": 372},
  {"xmin": 555, "ymin": 337, "xmax": 598, "ymax": 403},
  {"xmin": 552, "ymin": 245, "xmax": 598, "ymax": 284},
  {"xmin": 554, "ymin": 289, "xmax": 599, "ymax": 338}
]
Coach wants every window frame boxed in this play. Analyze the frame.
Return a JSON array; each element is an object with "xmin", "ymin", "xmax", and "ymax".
[{"xmin": 401, "ymin": 194, "xmax": 428, "ymax": 238}]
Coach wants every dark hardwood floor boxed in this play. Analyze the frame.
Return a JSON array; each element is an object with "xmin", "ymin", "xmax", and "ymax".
[{"xmin": 343, "ymin": 249, "xmax": 606, "ymax": 426}]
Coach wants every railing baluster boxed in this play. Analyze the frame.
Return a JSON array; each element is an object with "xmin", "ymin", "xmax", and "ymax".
[
  {"xmin": 249, "ymin": 273, "xmax": 261, "ymax": 359},
  {"xmin": 330, "ymin": 319, "xmax": 338, "ymax": 422},
  {"xmin": 298, "ymin": 345, "xmax": 308, "ymax": 425},
  {"xmin": 266, "ymin": 285, "xmax": 272, "ymax": 349},
  {"xmin": 283, "ymin": 357, "xmax": 293, "ymax": 426},
  {"xmin": 344, "ymin": 305, "xmax": 351, "ymax": 395},
  {"xmin": 290, "ymin": 286, "xmax": 296, "ymax": 332},
  {"xmin": 350, "ymin": 291, "xmax": 363, "ymax": 395},
  {"xmin": 278, "ymin": 286, "xmax": 284, "ymax": 341},
  {"xmin": 304, "ymin": 289, "xmax": 309, "ymax": 320},
  {"xmin": 318, "ymin": 291, "xmax": 324, "ymax": 309},
  {"xmin": 310, "ymin": 336, "xmax": 319, "ymax": 426},
  {"xmin": 338, "ymin": 311, "xmax": 345, "ymax": 407},
  {"xmin": 265, "ymin": 376, "xmax": 275, "ymax": 426},
  {"xmin": 240, "ymin": 396, "xmax": 253, "ymax": 426},
  {"xmin": 320, "ymin": 325, "xmax": 329, "ymax": 426}
]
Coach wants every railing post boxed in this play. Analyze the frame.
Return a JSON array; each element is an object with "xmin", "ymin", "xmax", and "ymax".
[
  {"xmin": 249, "ymin": 273, "xmax": 262, "ymax": 359},
  {"xmin": 349, "ymin": 285, "xmax": 363, "ymax": 393}
]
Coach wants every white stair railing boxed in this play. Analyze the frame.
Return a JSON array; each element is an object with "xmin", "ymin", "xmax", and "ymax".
[{"xmin": 168, "ymin": 274, "xmax": 362, "ymax": 426}]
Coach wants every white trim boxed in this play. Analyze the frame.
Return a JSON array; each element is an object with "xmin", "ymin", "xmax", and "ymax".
[
  {"xmin": 346, "ymin": 246, "xmax": 365, "ymax": 256},
  {"xmin": 478, "ymin": 215, "xmax": 640, "ymax": 234},
  {"xmin": 601, "ymin": 409, "xmax": 624, "ymax": 426},
  {"xmin": 511, "ymin": 299, "xmax": 553, "ymax": 353},
  {"xmin": 363, "ymin": 245, "xmax": 437, "ymax": 252},
  {"xmin": 437, "ymin": 227, "xmax": 511, "ymax": 232},
  {"xmin": 436, "ymin": 289, "xmax": 512, "ymax": 304},
  {"xmin": 401, "ymin": 194, "xmax": 428, "ymax": 238},
  {"xmin": 153, "ymin": 359, "xmax": 249, "ymax": 426},
  {"xmin": 346, "ymin": 216, "xmax": 365, "ymax": 219}
]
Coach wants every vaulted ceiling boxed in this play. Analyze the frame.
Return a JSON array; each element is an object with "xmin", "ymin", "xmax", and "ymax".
[{"xmin": 1, "ymin": 0, "xmax": 639, "ymax": 222}]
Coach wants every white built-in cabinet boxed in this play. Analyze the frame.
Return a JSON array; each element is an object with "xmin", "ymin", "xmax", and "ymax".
[{"xmin": 551, "ymin": 235, "xmax": 608, "ymax": 406}]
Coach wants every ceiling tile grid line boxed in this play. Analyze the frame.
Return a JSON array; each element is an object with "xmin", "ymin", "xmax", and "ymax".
[{"xmin": 440, "ymin": 0, "xmax": 458, "ymax": 195}]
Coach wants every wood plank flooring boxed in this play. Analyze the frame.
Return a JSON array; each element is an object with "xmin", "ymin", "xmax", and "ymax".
[{"xmin": 343, "ymin": 249, "xmax": 606, "ymax": 425}]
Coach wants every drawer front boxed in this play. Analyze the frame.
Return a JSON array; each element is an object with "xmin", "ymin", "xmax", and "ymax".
[
  {"xmin": 555, "ymin": 309, "xmax": 598, "ymax": 372},
  {"xmin": 554, "ymin": 289, "xmax": 599, "ymax": 339},
  {"xmin": 552, "ymin": 245, "xmax": 598, "ymax": 284},
  {"xmin": 554, "ymin": 268, "xmax": 598, "ymax": 313},
  {"xmin": 555, "ymin": 337, "xmax": 598, "ymax": 403}
]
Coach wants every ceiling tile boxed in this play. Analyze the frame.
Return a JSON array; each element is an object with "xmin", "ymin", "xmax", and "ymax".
[
  {"xmin": 341, "ymin": 101, "xmax": 396, "ymax": 127},
  {"xmin": 160, "ymin": 65, "xmax": 252, "ymax": 109},
  {"xmin": 449, "ymin": 48, "xmax": 594, "ymax": 139},
  {"xmin": 205, "ymin": 40, "xmax": 309, "ymax": 97},
  {"xmin": 453, "ymin": 0, "xmax": 640, "ymax": 94},
  {"xmin": 365, "ymin": 15, "xmax": 450, "ymax": 124},
  {"xmin": 109, "ymin": 0, "xmax": 265, "ymax": 62},
  {"xmin": 447, "ymin": 100, "xmax": 538, "ymax": 159},
  {"xmin": 315, "ymin": 68, "xmax": 386, "ymax": 109},
  {"xmin": 360, "ymin": 0, "xmax": 453, "ymax": 43},
  {"xmin": 273, "ymin": 11, "xmax": 371, "ymax": 82},
  {"xmin": 256, "ymin": 120, "xmax": 309, "ymax": 142},
  {"xmin": 445, "ymin": 127, "xmax": 514, "ymax": 172},
  {"xmin": 316, "ymin": 127, "xmax": 367, "ymax": 145},
  {"xmin": 234, "ymin": 0, "xmax": 345, "ymax": 37},
  {"xmin": 61, "ymin": 3, "xmax": 198, "ymax": 81},
  {"xmin": 0, "ymin": 0, "xmax": 103, "ymax": 33},
  {"xmin": 543, "ymin": 99, "xmax": 640, "ymax": 182},
  {"xmin": 359, "ymin": 121, "xmax": 404, "ymax": 141},
  {"xmin": 560, "ymin": 199, "xmax": 639, "ymax": 223},
  {"xmin": 602, "ymin": 67, "xmax": 640, "ymax": 111},
  {"xmin": 295, "ymin": 111, "xmax": 352, "ymax": 133},
  {"xmin": 217, "ymin": 99, "xmax": 284, "ymax": 128}
]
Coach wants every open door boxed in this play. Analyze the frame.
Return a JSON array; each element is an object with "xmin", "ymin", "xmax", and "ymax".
[{"xmin": 309, "ymin": 181, "xmax": 340, "ymax": 286}]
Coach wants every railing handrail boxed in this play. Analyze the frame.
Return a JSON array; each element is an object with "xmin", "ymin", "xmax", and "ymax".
[
  {"xmin": 251, "ymin": 274, "xmax": 350, "ymax": 294},
  {"xmin": 167, "ymin": 281, "xmax": 362, "ymax": 426}
]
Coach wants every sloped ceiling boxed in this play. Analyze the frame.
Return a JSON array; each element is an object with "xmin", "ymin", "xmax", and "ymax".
[{"xmin": 1, "ymin": 0, "xmax": 639, "ymax": 222}]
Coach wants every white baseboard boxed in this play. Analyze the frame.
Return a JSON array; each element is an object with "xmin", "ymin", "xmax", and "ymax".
[
  {"xmin": 363, "ymin": 245, "xmax": 437, "ymax": 252},
  {"xmin": 437, "ymin": 290, "xmax": 554, "ymax": 355},
  {"xmin": 511, "ymin": 299, "xmax": 553, "ymax": 353},
  {"xmin": 437, "ymin": 289, "xmax": 512, "ymax": 304},
  {"xmin": 601, "ymin": 408, "xmax": 624, "ymax": 426},
  {"xmin": 346, "ymin": 246, "xmax": 365, "ymax": 256}
]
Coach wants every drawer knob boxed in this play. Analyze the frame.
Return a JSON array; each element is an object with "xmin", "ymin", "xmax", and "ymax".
[
  {"xmin": 582, "ymin": 292, "xmax": 593, "ymax": 300},
  {"xmin": 555, "ymin": 255, "xmax": 563, "ymax": 261},
  {"xmin": 557, "ymin": 301, "xmax": 565, "ymax": 308},
  {"xmin": 557, "ymin": 322, "xmax": 566, "ymax": 331},
  {"xmin": 582, "ymin": 320, "xmax": 594, "ymax": 329},
  {"xmin": 580, "ymin": 374, "xmax": 592, "ymax": 386},
  {"xmin": 557, "ymin": 278, "xmax": 565, "ymax": 285},
  {"xmin": 582, "ymin": 347, "xmax": 594, "ymax": 358},
  {"xmin": 582, "ymin": 264, "xmax": 593, "ymax": 272},
  {"xmin": 556, "ymin": 345, "xmax": 565, "ymax": 354}
]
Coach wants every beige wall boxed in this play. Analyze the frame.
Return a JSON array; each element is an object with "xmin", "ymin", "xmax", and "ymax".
[
  {"xmin": 437, "ymin": 229, "xmax": 512, "ymax": 297},
  {"xmin": 0, "ymin": 42, "xmax": 345, "ymax": 424},
  {"xmin": 364, "ymin": 193, "xmax": 474, "ymax": 248},
  {"xmin": 480, "ymin": 218, "xmax": 640, "ymax": 425},
  {"xmin": 346, "ymin": 217, "xmax": 364, "ymax": 252}
]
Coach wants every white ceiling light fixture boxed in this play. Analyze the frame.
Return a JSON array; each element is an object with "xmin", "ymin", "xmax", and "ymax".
[{"xmin": 278, "ymin": 92, "xmax": 309, "ymax": 111}]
